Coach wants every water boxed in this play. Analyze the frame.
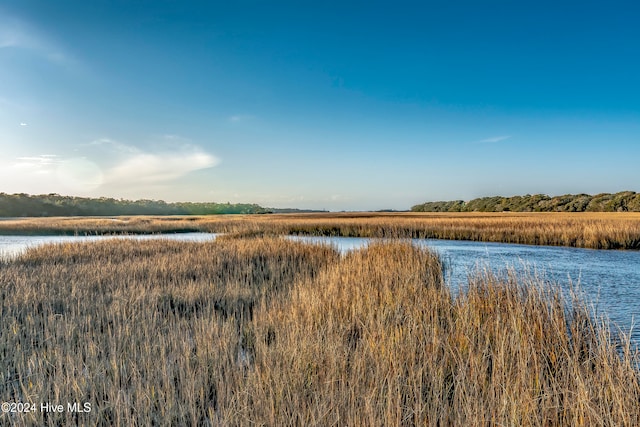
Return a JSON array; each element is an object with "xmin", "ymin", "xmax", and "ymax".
[
  {"xmin": 1, "ymin": 233, "xmax": 639, "ymax": 343},
  {"xmin": 288, "ymin": 235, "xmax": 640, "ymax": 343},
  {"xmin": 0, "ymin": 232, "xmax": 218, "ymax": 259}
]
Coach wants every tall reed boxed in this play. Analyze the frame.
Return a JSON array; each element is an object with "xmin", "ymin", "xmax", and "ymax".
[
  {"xmin": 1, "ymin": 237, "xmax": 638, "ymax": 425},
  {"xmin": 2, "ymin": 212, "xmax": 640, "ymax": 249},
  {"xmin": 234, "ymin": 242, "xmax": 640, "ymax": 425},
  {"xmin": 0, "ymin": 237, "xmax": 337, "ymax": 425}
]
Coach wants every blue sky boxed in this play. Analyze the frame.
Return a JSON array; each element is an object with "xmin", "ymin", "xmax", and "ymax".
[{"xmin": 1, "ymin": 0, "xmax": 639, "ymax": 210}]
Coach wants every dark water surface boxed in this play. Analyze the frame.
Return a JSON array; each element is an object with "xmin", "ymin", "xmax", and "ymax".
[{"xmin": 1, "ymin": 233, "xmax": 639, "ymax": 343}]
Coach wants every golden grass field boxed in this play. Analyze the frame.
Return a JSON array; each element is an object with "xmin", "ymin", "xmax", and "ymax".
[
  {"xmin": 1, "ymin": 235, "xmax": 639, "ymax": 425},
  {"xmin": 2, "ymin": 211, "xmax": 640, "ymax": 249}
]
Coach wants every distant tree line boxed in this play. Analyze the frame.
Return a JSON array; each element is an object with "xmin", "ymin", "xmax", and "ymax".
[
  {"xmin": 0, "ymin": 193, "xmax": 273, "ymax": 217},
  {"xmin": 411, "ymin": 191, "xmax": 640, "ymax": 213}
]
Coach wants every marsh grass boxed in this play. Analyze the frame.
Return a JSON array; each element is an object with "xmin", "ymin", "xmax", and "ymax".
[
  {"xmin": 1, "ymin": 237, "xmax": 639, "ymax": 425},
  {"xmin": 240, "ymin": 243, "xmax": 640, "ymax": 425},
  {"xmin": 266, "ymin": 212, "xmax": 640, "ymax": 249},
  {"xmin": 2, "ymin": 211, "xmax": 640, "ymax": 249},
  {"xmin": 0, "ymin": 237, "xmax": 336, "ymax": 425}
]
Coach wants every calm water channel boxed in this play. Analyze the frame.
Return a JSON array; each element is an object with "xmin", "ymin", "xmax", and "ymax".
[
  {"xmin": 1, "ymin": 233, "xmax": 639, "ymax": 343},
  {"xmin": 288, "ymin": 235, "xmax": 640, "ymax": 344},
  {"xmin": 0, "ymin": 232, "xmax": 218, "ymax": 259}
]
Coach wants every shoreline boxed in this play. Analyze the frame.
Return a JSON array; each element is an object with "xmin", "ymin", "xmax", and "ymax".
[{"xmin": 0, "ymin": 212, "xmax": 639, "ymax": 250}]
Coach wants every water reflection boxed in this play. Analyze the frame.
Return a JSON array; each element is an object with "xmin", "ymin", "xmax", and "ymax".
[
  {"xmin": 1, "ymin": 232, "xmax": 638, "ymax": 344},
  {"xmin": 0, "ymin": 232, "xmax": 218, "ymax": 259}
]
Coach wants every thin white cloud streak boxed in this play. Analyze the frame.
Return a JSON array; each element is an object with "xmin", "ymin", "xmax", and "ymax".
[
  {"xmin": 0, "ymin": 15, "xmax": 34, "ymax": 49},
  {"xmin": 87, "ymin": 138, "xmax": 220, "ymax": 185},
  {"xmin": 104, "ymin": 151, "xmax": 219, "ymax": 185},
  {"xmin": 1, "ymin": 141, "xmax": 220, "ymax": 196},
  {"xmin": 15, "ymin": 154, "xmax": 61, "ymax": 167},
  {"xmin": 0, "ymin": 12, "xmax": 76, "ymax": 68},
  {"xmin": 0, "ymin": 155, "xmax": 61, "ymax": 193},
  {"xmin": 87, "ymin": 138, "xmax": 140, "ymax": 154},
  {"xmin": 228, "ymin": 114, "xmax": 254, "ymax": 123},
  {"xmin": 477, "ymin": 135, "xmax": 512, "ymax": 143}
]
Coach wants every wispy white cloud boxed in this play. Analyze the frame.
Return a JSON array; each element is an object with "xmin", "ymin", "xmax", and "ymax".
[
  {"xmin": 0, "ymin": 155, "xmax": 58, "ymax": 193},
  {"xmin": 20, "ymin": 122, "xmax": 28, "ymax": 126},
  {"xmin": 83, "ymin": 137, "xmax": 220, "ymax": 186},
  {"xmin": 162, "ymin": 134, "xmax": 191, "ymax": 141},
  {"xmin": 228, "ymin": 114, "xmax": 254, "ymax": 123},
  {"xmin": 15, "ymin": 154, "xmax": 61, "ymax": 168},
  {"xmin": 477, "ymin": 135, "xmax": 512, "ymax": 143},
  {"xmin": 2, "ymin": 138, "xmax": 219, "ymax": 197},
  {"xmin": 88, "ymin": 135, "xmax": 220, "ymax": 185},
  {"xmin": 87, "ymin": 138, "xmax": 140, "ymax": 154},
  {"xmin": 87, "ymin": 137, "xmax": 220, "ymax": 188},
  {"xmin": 0, "ymin": 15, "xmax": 31, "ymax": 49},
  {"xmin": 8, "ymin": 155, "xmax": 102, "ymax": 193},
  {"xmin": 0, "ymin": 12, "xmax": 76, "ymax": 68},
  {"xmin": 57, "ymin": 158, "xmax": 104, "ymax": 192},
  {"xmin": 104, "ymin": 151, "xmax": 219, "ymax": 185}
]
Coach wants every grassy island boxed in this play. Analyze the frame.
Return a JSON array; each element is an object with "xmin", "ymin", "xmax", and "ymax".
[{"xmin": 2, "ymin": 211, "xmax": 640, "ymax": 249}]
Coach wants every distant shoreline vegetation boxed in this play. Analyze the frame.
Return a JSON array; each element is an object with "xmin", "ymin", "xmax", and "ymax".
[
  {"xmin": 412, "ymin": 191, "xmax": 640, "ymax": 213},
  {"xmin": 0, "ymin": 193, "xmax": 324, "ymax": 217}
]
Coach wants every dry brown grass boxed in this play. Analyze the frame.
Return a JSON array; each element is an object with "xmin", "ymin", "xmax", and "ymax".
[
  {"xmin": 0, "ymin": 237, "xmax": 336, "ymax": 425},
  {"xmin": 259, "ymin": 212, "xmax": 640, "ymax": 249},
  {"xmin": 3, "ymin": 211, "xmax": 640, "ymax": 249},
  {"xmin": 238, "ymin": 243, "xmax": 640, "ymax": 425},
  {"xmin": 1, "ymin": 237, "xmax": 638, "ymax": 425}
]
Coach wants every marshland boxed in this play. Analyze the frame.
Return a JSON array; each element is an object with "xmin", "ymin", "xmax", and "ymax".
[
  {"xmin": 6, "ymin": 0, "xmax": 640, "ymax": 423},
  {"xmin": 1, "ymin": 213, "xmax": 639, "ymax": 425},
  {"xmin": 2, "ymin": 211, "xmax": 640, "ymax": 249}
]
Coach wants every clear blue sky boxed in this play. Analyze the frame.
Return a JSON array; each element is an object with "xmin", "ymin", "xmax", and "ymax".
[{"xmin": 1, "ymin": 0, "xmax": 639, "ymax": 210}]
